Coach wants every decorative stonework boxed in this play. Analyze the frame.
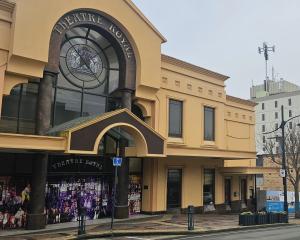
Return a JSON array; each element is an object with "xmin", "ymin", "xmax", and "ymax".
[
  {"xmin": 208, "ymin": 90, "xmax": 213, "ymax": 96},
  {"xmin": 187, "ymin": 84, "xmax": 192, "ymax": 90},
  {"xmin": 162, "ymin": 77, "xmax": 168, "ymax": 84},
  {"xmin": 198, "ymin": 87, "xmax": 203, "ymax": 93},
  {"xmin": 175, "ymin": 80, "xmax": 180, "ymax": 87},
  {"xmin": 53, "ymin": 11, "xmax": 134, "ymax": 59},
  {"xmin": 0, "ymin": 1, "xmax": 15, "ymax": 13}
]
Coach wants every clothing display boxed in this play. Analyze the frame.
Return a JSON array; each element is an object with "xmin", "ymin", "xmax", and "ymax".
[
  {"xmin": 45, "ymin": 177, "xmax": 112, "ymax": 224},
  {"xmin": 128, "ymin": 175, "xmax": 141, "ymax": 215},
  {"xmin": 0, "ymin": 178, "xmax": 29, "ymax": 229},
  {"xmin": 0, "ymin": 157, "xmax": 142, "ymax": 229}
]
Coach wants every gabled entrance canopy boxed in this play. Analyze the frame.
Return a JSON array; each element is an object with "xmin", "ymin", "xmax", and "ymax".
[{"xmin": 48, "ymin": 109, "xmax": 166, "ymax": 157}]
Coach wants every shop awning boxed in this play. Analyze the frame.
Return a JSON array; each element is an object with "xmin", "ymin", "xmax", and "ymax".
[
  {"xmin": 48, "ymin": 108, "xmax": 166, "ymax": 157},
  {"xmin": 219, "ymin": 167, "xmax": 277, "ymax": 175}
]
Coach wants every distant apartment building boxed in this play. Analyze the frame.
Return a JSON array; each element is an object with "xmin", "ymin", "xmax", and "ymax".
[
  {"xmin": 251, "ymin": 79, "xmax": 300, "ymax": 190},
  {"xmin": 250, "ymin": 78, "xmax": 300, "ymax": 99},
  {"xmin": 251, "ymin": 80, "xmax": 300, "ymax": 155}
]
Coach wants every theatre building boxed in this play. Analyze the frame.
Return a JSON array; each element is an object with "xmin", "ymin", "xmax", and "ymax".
[{"xmin": 0, "ymin": 0, "xmax": 260, "ymax": 230}]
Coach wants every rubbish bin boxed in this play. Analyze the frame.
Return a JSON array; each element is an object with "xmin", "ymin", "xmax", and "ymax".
[{"xmin": 187, "ymin": 205, "xmax": 195, "ymax": 230}]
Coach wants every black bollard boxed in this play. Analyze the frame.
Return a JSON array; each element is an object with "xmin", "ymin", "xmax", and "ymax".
[
  {"xmin": 78, "ymin": 207, "xmax": 86, "ymax": 235},
  {"xmin": 187, "ymin": 205, "xmax": 195, "ymax": 230}
]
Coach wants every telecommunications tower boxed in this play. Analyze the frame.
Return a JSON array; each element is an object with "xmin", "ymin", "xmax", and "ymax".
[{"xmin": 258, "ymin": 42, "xmax": 275, "ymax": 92}]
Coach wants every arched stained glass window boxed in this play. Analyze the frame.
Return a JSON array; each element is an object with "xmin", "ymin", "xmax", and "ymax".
[{"xmin": 52, "ymin": 27, "xmax": 122, "ymax": 126}]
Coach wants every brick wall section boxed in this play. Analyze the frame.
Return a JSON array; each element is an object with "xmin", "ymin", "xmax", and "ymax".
[{"xmin": 259, "ymin": 156, "xmax": 295, "ymax": 192}]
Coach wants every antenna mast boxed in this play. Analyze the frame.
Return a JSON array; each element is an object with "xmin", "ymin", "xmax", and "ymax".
[{"xmin": 258, "ymin": 42, "xmax": 275, "ymax": 92}]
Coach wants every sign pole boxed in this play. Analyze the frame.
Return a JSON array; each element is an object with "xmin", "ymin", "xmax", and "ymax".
[
  {"xmin": 111, "ymin": 157, "xmax": 122, "ymax": 230},
  {"xmin": 111, "ymin": 165, "xmax": 118, "ymax": 230}
]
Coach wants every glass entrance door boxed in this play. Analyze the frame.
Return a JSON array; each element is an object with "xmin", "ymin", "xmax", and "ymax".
[
  {"xmin": 167, "ymin": 169, "xmax": 182, "ymax": 209},
  {"xmin": 241, "ymin": 178, "xmax": 247, "ymax": 204},
  {"xmin": 224, "ymin": 178, "xmax": 231, "ymax": 205}
]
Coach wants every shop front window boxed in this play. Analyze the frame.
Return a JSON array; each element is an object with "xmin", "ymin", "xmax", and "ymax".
[
  {"xmin": 203, "ymin": 169, "xmax": 215, "ymax": 205},
  {"xmin": 0, "ymin": 153, "xmax": 143, "ymax": 228},
  {"xmin": 128, "ymin": 158, "xmax": 142, "ymax": 215}
]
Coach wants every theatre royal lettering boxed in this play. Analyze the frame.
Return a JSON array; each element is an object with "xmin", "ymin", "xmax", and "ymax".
[{"xmin": 54, "ymin": 11, "xmax": 134, "ymax": 58}]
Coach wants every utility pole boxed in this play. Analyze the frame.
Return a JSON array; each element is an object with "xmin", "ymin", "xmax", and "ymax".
[
  {"xmin": 263, "ymin": 105, "xmax": 300, "ymax": 218},
  {"xmin": 258, "ymin": 42, "xmax": 275, "ymax": 92}
]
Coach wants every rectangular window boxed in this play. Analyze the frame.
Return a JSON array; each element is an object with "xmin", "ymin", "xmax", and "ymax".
[
  {"xmin": 289, "ymin": 122, "xmax": 293, "ymax": 129},
  {"xmin": 288, "ymin": 98, "xmax": 292, "ymax": 106},
  {"xmin": 275, "ymin": 112, "xmax": 278, "ymax": 119},
  {"xmin": 256, "ymin": 156, "xmax": 263, "ymax": 167},
  {"xmin": 263, "ymin": 135, "xmax": 266, "ymax": 143},
  {"xmin": 203, "ymin": 169, "xmax": 215, "ymax": 205},
  {"xmin": 168, "ymin": 99, "xmax": 183, "ymax": 137},
  {"xmin": 262, "ymin": 103, "xmax": 265, "ymax": 110},
  {"xmin": 289, "ymin": 110, "xmax": 292, "ymax": 117},
  {"xmin": 275, "ymin": 101, "xmax": 278, "ymax": 108},
  {"xmin": 204, "ymin": 106, "xmax": 215, "ymax": 141},
  {"xmin": 262, "ymin": 114, "xmax": 265, "ymax": 121},
  {"xmin": 262, "ymin": 125, "xmax": 265, "ymax": 132},
  {"xmin": 275, "ymin": 123, "xmax": 278, "ymax": 129}
]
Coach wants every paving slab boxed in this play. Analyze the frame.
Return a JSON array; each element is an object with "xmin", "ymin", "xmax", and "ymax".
[{"xmin": 1, "ymin": 214, "xmax": 300, "ymax": 240}]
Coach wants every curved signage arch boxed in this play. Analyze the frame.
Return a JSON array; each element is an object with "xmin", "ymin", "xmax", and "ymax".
[{"xmin": 46, "ymin": 8, "xmax": 137, "ymax": 91}]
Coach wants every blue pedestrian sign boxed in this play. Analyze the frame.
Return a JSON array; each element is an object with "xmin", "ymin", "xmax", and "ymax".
[{"xmin": 112, "ymin": 157, "xmax": 122, "ymax": 167}]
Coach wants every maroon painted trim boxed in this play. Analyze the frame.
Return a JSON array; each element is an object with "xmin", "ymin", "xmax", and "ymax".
[{"xmin": 70, "ymin": 111, "xmax": 164, "ymax": 155}]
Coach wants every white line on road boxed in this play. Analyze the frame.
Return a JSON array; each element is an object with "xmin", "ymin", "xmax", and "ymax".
[
  {"xmin": 172, "ymin": 225, "xmax": 299, "ymax": 240},
  {"xmin": 126, "ymin": 237, "xmax": 152, "ymax": 240}
]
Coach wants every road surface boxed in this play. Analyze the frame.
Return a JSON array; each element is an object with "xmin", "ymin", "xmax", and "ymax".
[{"xmin": 96, "ymin": 225, "xmax": 300, "ymax": 240}]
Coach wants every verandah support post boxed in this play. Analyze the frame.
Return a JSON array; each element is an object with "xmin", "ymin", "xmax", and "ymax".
[
  {"xmin": 27, "ymin": 153, "xmax": 48, "ymax": 229},
  {"xmin": 115, "ymin": 89, "xmax": 132, "ymax": 219},
  {"xmin": 27, "ymin": 71, "xmax": 57, "ymax": 230}
]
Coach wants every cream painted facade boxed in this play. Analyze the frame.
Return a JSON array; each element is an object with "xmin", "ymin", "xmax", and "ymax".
[{"xmin": 0, "ymin": 0, "xmax": 260, "ymax": 227}]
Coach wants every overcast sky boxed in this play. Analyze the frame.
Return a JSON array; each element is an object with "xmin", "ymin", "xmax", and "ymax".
[{"xmin": 132, "ymin": 0, "xmax": 300, "ymax": 99}]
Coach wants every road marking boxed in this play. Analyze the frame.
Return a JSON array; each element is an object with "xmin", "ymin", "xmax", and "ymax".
[
  {"xmin": 126, "ymin": 237, "xmax": 152, "ymax": 240},
  {"xmin": 172, "ymin": 225, "xmax": 300, "ymax": 240}
]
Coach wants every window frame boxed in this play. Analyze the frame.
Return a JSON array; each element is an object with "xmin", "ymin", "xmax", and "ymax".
[
  {"xmin": 204, "ymin": 106, "xmax": 215, "ymax": 141},
  {"xmin": 168, "ymin": 99, "xmax": 183, "ymax": 138}
]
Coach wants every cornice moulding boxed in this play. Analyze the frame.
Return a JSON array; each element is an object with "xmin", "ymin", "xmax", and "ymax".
[
  {"xmin": 161, "ymin": 54, "xmax": 229, "ymax": 82},
  {"xmin": 226, "ymin": 95, "xmax": 257, "ymax": 107},
  {"xmin": 0, "ymin": 0, "xmax": 15, "ymax": 13}
]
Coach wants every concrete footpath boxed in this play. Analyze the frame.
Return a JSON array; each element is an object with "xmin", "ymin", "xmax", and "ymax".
[{"xmin": 1, "ymin": 214, "xmax": 300, "ymax": 240}]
